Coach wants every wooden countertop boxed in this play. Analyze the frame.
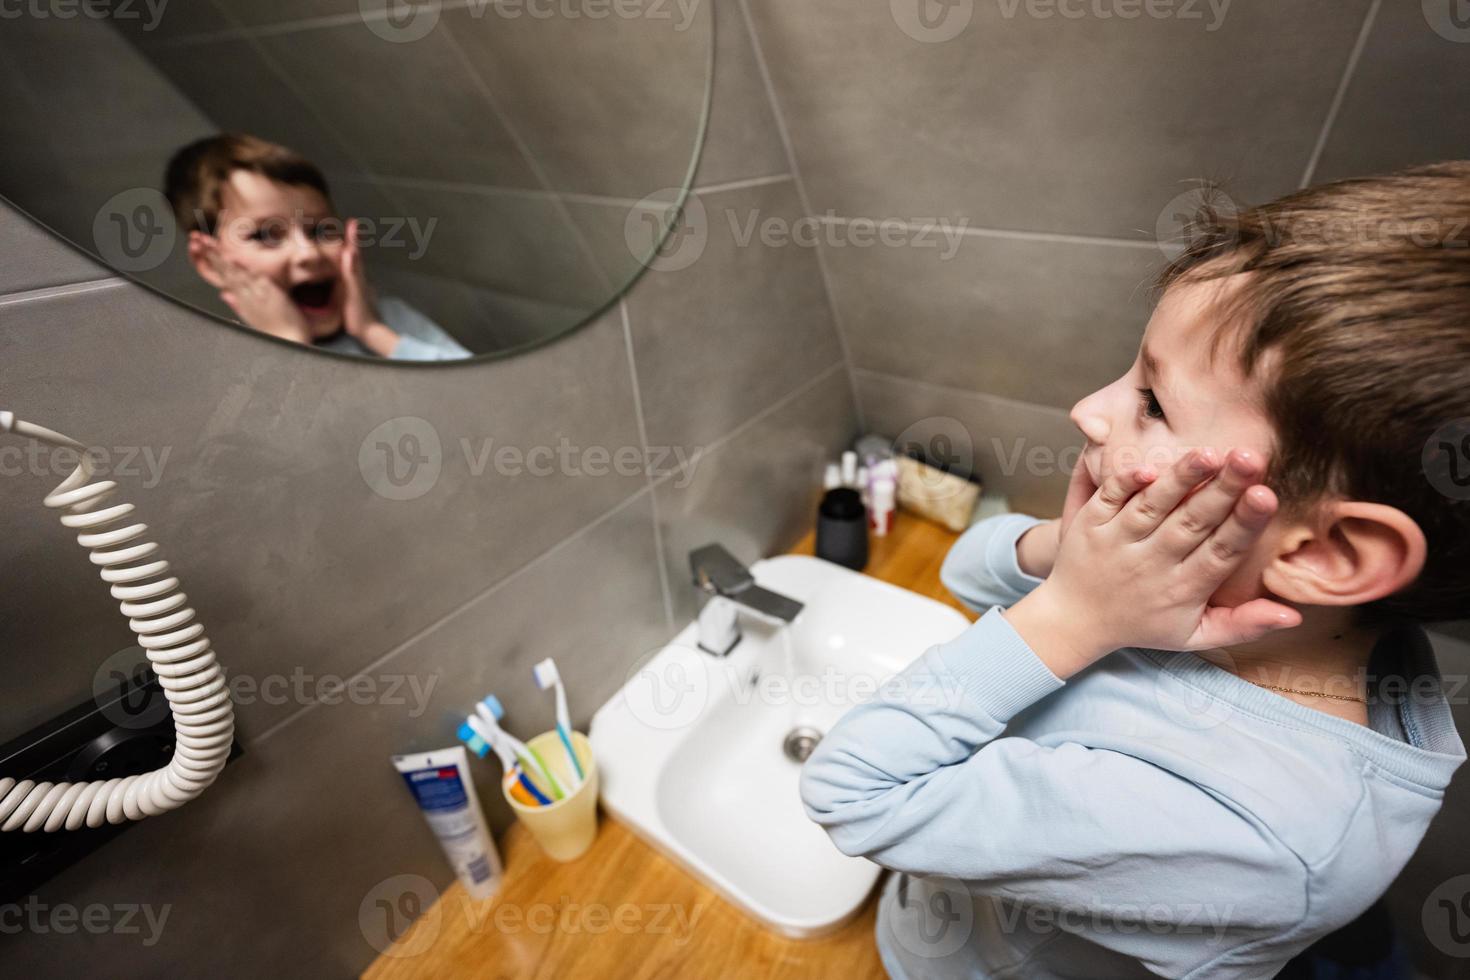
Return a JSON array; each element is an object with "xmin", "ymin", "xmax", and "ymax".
[{"xmin": 364, "ymin": 513, "xmax": 972, "ymax": 980}]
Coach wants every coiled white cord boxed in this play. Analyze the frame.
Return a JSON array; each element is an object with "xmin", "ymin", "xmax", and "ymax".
[{"xmin": 0, "ymin": 411, "xmax": 233, "ymax": 832}]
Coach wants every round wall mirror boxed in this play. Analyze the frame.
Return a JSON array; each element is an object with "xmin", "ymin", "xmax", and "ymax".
[{"xmin": 0, "ymin": 0, "xmax": 712, "ymax": 363}]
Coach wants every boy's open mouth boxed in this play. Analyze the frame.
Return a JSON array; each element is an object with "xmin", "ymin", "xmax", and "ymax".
[{"xmin": 289, "ymin": 278, "xmax": 336, "ymax": 313}]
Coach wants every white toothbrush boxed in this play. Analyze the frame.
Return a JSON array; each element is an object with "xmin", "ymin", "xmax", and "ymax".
[
  {"xmin": 464, "ymin": 715, "xmax": 554, "ymax": 806},
  {"xmin": 477, "ymin": 696, "xmax": 566, "ymax": 801},
  {"xmin": 532, "ymin": 657, "xmax": 585, "ymax": 786},
  {"xmin": 464, "ymin": 714, "xmax": 517, "ymax": 773}
]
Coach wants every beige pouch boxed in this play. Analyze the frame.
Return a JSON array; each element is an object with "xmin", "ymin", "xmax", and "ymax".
[{"xmin": 895, "ymin": 455, "xmax": 982, "ymax": 532}]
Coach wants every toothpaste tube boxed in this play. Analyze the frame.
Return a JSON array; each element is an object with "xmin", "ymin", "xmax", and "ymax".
[{"xmin": 392, "ymin": 746, "xmax": 504, "ymax": 901}]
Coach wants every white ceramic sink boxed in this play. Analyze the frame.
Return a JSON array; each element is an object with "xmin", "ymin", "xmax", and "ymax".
[{"xmin": 590, "ymin": 554, "xmax": 969, "ymax": 937}]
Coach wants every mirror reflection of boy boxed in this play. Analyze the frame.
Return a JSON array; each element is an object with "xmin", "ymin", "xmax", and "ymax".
[{"xmin": 164, "ymin": 133, "xmax": 470, "ymax": 361}]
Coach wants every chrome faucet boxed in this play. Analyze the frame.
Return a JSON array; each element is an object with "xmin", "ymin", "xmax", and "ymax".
[{"xmin": 689, "ymin": 543, "xmax": 804, "ymax": 656}]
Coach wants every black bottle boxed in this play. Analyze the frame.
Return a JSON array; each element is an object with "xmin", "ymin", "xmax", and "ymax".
[{"xmin": 815, "ymin": 487, "xmax": 868, "ymax": 571}]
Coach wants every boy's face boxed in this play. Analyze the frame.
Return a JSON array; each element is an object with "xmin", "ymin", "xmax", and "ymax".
[
  {"xmin": 207, "ymin": 170, "xmax": 346, "ymax": 337},
  {"xmin": 1063, "ymin": 275, "xmax": 1281, "ymax": 605}
]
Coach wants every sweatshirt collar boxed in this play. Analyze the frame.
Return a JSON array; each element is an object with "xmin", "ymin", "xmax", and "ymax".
[{"xmin": 1134, "ymin": 622, "xmax": 1465, "ymax": 790}]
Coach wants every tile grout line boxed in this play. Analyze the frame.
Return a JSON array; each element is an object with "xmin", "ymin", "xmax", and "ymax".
[
  {"xmin": 226, "ymin": 15, "xmax": 403, "ymax": 221},
  {"xmin": 736, "ymin": 0, "xmax": 866, "ymax": 434},
  {"xmin": 642, "ymin": 359, "xmax": 848, "ymax": 497},
  {"xmin": 647, "ymin": 359, "xmax": 848, "ymax": 497},
  {"xmin": 1299, "ymin": 0, "xmax": 1380, "ymax": 189},
  {"xmin": 251, "ymin": 478, "xmax": 657, "ymax": 747},
  {"xmin": 147, "ymin": 0, "xmax": 482, "ymax": 47},
  {"xmin": 852, "ymin": 366, "xmax": 1074, "ymax": 421},
  {"xmin": 619, "ymin": 298, "xmax": 676, "ymax": 634},
  {"xmin": 0, "ymin": 277, "xmax": 126, "ymax": 307},
  {"xmin": 693, "ymin": 173, "xmax": 795, "ymax": 196},
  {"xmin": 255, "ymin": 359, "xmax": 845, "ymax": 747},
  {"xmin": 437, "ymin": 29, "xmax": 616, "ymax": 297},
  {"xmin": 346, "ymin": 172, "xmax": 794, "ymax": 211},
  {"xmin": 336, "ymin": 173, "xmax": 645, "ymax": 209},
  {"xmin": 816, "ymin": 215, "xmax": 1161, "ymax": 251}
]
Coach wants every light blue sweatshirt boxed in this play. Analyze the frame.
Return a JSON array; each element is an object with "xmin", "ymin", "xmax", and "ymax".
[
  {"xmin": 315, "ymin": 296, "xmax": 472, "ymax": 361},
  {"xmin": 800, "ymin": 513, "xmax": 1464, "ymax": 979}
]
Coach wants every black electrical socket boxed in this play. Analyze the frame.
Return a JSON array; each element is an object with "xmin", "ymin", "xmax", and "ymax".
[{"xmin": 0, "ymin": 652, "xmax": 242, "ymax": 903}]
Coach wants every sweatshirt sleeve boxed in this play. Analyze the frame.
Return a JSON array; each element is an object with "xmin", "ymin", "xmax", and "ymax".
[
  {"xmin": 939, "ymin": 513, "xmax": 1049, "ymax": 613},
  {"xmin": 799, "ymin": 606, "xmax": 1306, "ymax": 970},
  {"xmin": 388, "ymin": 334, "xmax": 470, "ymax": 362},
  {"xmin": 380, "ymin": 296, "xmax": 474, "ymax": 361}
]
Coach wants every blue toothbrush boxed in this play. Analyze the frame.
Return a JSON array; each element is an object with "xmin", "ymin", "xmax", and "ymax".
[
  {"xmin": 458, "ymin": 718, "xmax": 553, "ymax": 805},
  {"xmin": 479, "ymin": 696, "xmax": 566, "ymax": 801},
  {"xmin": 532, "ymin": 657, "xmax": 585, "ymax": 786}
]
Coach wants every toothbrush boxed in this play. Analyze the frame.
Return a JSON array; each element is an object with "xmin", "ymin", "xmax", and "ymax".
[
  {"xmin": 480, "ymin": 696, "xmax": 565, "ymax": 800},
  {"xmin": 505, "ymin": 771, "xmax": 539, "ymax": 807},
  {"xmin": 532, "ymin": 657, "xmax": 585, "ymax": 786},
  {"xmin": 505, "ymin": 767, "xmax": 547, "ymax": 807},
  {"xmin": 464, "ymin": 714, "xmax": 556, "ymax": 803},
  {"xmin": 459, "ymin": 719, "xmax": 552, "ymax": 806},
  {"xmin": 457, "ymin": 719, "xmax": 498, "ymax": 763},
  {"xmin": 504, "ymin": 763, "xmax": 551, "ymax": 807},
  {"xmin": 477, "ymin": 697, "xmax": 567, "ymax": 801}
]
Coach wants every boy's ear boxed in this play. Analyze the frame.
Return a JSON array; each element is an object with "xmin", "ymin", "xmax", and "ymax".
[
  {"xmin": 1260, "ymin": 501, "xmax": 1427, "ymax": 608},
  {"xmin": 187, "ymin": 231, "xmax": 224, "ymax": 288}
]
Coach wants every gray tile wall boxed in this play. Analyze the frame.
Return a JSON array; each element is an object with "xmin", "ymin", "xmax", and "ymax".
[
  {"xmin": 0, "ymin": 1, "xmax": 857, "ymax": 974},
  {"xmin": 742, "ymin": 0, "xmax": 1470, "ymax": 518},
  {"xmin": 739, "ymin": 2, "xmax": 1470, "ymax": 976}
]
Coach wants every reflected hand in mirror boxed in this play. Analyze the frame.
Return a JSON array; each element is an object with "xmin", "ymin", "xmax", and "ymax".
[
  {"xmin": 174, "ymin": 133, "xmax": 471, "ymax": 362},
  {"xmin": 193, "ymin": 232, "xmax": 313, "ymax": 347}
]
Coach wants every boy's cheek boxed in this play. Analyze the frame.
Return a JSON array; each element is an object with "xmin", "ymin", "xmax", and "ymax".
[{"xmin": 1208, "ymin": 548, "xmax": 1274, "ymax": 607}]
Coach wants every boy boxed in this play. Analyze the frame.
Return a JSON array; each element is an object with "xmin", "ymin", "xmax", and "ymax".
[
  {"xmin": 801, "ymin": 163, "xmax": 1469, "ymax": 978},
  {"xmin": 164, "ymin": 133, "xmax": 469, "ymax": 361}
]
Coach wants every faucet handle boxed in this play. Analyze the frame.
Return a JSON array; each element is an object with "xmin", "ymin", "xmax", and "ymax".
[
  {"xmin": 689, "ymin": 543, "xmax": 754, "ymax": 595},
  {"xmin": 689, "ymin": 542, "xmax": 805, "ymax": 624}
]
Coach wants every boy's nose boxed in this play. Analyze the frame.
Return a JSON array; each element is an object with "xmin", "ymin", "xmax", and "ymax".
[
  {"xmin": 288, "ymin": 231, "xmax": 330, "ymax": 266},
  {"xmin": 1069, "ymin": 394, "xmax": 1110, "ymax": 447}
]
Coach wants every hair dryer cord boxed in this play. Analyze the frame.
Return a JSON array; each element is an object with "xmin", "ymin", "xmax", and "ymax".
[{"xmin": 0, "ymin": 412, "xmax": 233, "ymax": 831}]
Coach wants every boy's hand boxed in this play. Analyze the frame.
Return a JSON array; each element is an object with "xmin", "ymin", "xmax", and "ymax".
[
  {"xmin": 198, "ymin": 238, "xmax": 312, "ymax": 345},
  {"xmin": 338, "ymin": 218, "xmax": 401, "ymax": 357},
  {"xmin": 1004, "ymin": 448, "xmax": 1302, "ymax": 679},
  {"xmin": 1015, "ymin": 519, "xmax": 1061, "ymax": 578}
]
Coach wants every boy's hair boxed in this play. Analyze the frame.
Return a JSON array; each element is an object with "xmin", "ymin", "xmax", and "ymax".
[
  {"xmin": 163, "ymin": 133, "xmax": 331, "ymax": 235},
  {"xmin": 1159, "ymin": 162, "xmax": 1470, "ymax": 628}
]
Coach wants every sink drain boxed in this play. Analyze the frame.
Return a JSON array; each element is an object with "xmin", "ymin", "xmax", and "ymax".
[{"xmin": 783, "ymin": 726, "xmax": 823, "ymax": 763}]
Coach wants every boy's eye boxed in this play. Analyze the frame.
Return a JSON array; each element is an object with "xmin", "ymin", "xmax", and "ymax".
[
  {"xmin": 247, "ymin": 226, "xmax": 286, "ymax": 246},
  {"xmin": 307, "ymin": 221, "xmax": 344, "ymax": 243},
  {"xmin": 1136, "ymin": 387, "xmax": 1166, "ymax": 422}
]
